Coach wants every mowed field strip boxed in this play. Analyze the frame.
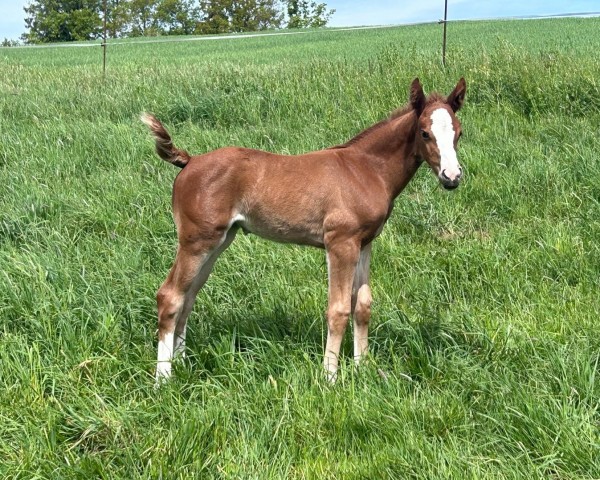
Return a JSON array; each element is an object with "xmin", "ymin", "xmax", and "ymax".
[
  {"xmin": 5, "ymin": 24, "xmax": 402, "ymax": 49},
  {"xmin": 1, "ymin": 18, "xmax": 599, "ymax": 478}
]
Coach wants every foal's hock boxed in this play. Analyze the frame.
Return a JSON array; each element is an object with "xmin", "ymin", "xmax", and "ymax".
[{"xmin": 143, "ymin": 77, "xmax": 467, "ymax": 383}]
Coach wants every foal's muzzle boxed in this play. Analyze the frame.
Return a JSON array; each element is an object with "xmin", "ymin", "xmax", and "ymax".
[{"xmin": 439, "ymin": 168, "xmax": 462, "ymax": 190}]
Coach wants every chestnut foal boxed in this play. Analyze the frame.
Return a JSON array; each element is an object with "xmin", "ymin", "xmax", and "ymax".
[{"xmin": 143, "ymin": 77, "xmax": 466, "ymax": 383}]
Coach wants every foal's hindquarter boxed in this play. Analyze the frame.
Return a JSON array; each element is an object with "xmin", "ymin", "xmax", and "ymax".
[{"xmin": 148, "ymin": 77, "xmax": 466, "ymax": 382}]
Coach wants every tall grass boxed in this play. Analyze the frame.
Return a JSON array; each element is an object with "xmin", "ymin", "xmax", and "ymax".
[{"xmin": 1, "ymin": 18, "xmax": 600, "ymax": 478}]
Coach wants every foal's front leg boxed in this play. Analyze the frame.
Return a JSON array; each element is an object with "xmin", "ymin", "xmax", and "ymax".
[
  {"xmin": 324, "ymin": 239, "xmax": 360, "ymax": 382},
  {"xmin": 352, "ymin": 243, "xmax": 372, "ymax": 365}
]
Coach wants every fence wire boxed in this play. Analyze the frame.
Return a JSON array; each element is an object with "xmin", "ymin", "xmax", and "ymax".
[{"xmin": 4, "ymin": 11, "xmax": 599, "ymax": 51}]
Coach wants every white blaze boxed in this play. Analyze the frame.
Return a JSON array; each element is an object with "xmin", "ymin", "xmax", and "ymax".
[{"xmin": 430, "ymin": 108, "xmax": 461, "ymax": 181}]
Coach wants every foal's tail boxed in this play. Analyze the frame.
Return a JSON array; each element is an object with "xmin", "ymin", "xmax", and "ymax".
[{"xmin": 141, "ymin": 113, "xmax": 190, "ymax": 168}]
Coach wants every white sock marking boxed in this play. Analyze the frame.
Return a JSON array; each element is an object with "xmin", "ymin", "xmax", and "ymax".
[{"xmin": 156, "ymin": 331, "xmax": 174, "ymax": 380}]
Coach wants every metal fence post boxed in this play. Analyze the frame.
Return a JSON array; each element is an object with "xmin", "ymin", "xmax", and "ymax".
[
  {"xmin": 439, "ymin": 0, "xmax": 448, "ymax": 67},
  {"xmin": 102, "ymin": 0, "xmax": 107, "ymax": 77}
]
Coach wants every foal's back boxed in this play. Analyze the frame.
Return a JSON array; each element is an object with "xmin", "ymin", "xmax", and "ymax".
[{"xmin": 172, "ymin": 146, "xmax": 390, "ymax": 248}]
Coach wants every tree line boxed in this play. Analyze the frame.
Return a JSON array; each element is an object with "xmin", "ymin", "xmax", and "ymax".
[{"xmin": 20, "ymin": 0, "xmax": 335, "ymax": 44}]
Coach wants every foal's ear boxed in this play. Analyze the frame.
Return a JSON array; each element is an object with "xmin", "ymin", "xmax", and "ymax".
[
  {"xmin": 410, "ymin": 77, "xmax": 426, "ymax": 116},
  {"xmin": 447, "ymin": 77, "xmax": 466, "ymax": 112}
]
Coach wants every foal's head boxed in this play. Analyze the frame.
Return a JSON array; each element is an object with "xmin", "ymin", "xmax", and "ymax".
[{"xmin": 410, "ymin": 77, "xmax": 466, "ymax": 190}]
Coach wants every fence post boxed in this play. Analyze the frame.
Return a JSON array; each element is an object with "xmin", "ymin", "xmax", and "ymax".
[
  {"xmin": 102, "ymin": 0, "xmax": 107, "ymax": 77},
  {"xmin": 439, "ymin": 0, "xmax": 448, "ymax": 67}
]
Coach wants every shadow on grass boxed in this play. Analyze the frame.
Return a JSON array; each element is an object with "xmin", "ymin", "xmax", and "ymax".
[
  {"xmin": 176, "ymin": 299, "xmax": 500, "ymax": 386},
  {"xmin": 371, "ymin": 309, "xmax": 499, "ymax": 382},
  {"xmin": 179, "ymin": 306, "xmax": 325, "ymax": 380}
]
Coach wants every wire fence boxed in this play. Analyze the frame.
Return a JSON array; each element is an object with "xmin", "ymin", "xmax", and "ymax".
[
  {"xmin": 4, "ymin": 24, "xmax": 402, "ymax": 49},
  {"xmin": 2, "ymin": 9, "xmax": 599, "ymax": 73}
]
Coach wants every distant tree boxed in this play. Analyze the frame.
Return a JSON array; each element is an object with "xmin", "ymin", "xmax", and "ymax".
[
  {"xmin": 286, "ymin": 0, "xmax": 334, "ymax": 28},
  {"xmin": 228, "ymin": 0, "xmax": 284, "ymax": 32},
  {"xmin": 196, "ymin": 0, "xmax": 284, "ymax": 34},
  {"xmin": 21, "ymin": 0, "xmax": 334, "ymax": 42},
  {"xmin": 1, "ymin": 38, "xmax": 21, "ymax": 47},
  {"xmin": 127, "ymin": 0, "xmax": 160, "ymax": 36},
  {"xmin": 195, "ymin": 0, "xmax": 230, "ymax": 34},
  {"xmin": 105, "ymin": 0, "xmax": 131, "ymax": 38},
  {"xmin": 155, "ymin": 0, "xmax": 201, "ymax": 35},
  {"xmin": 23, "ymin": 0, "xmax": 103, "ymax": 43}
]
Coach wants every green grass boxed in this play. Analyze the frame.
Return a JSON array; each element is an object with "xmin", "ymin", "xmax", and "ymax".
[{"xmin": 1, "ymin": 17, "xmax": 600, "ymax": 478}]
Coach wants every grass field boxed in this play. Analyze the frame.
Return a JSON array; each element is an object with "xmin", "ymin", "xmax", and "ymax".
[{"xmin": 1, "ymin": 17, "xmax": 600, "ymax": 478}]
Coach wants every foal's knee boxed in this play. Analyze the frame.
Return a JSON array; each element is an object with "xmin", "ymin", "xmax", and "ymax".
[
  {"xmin": 327, "ymin": 302, "xmax": 351, "ymax": 334},
  {"xmin": 354, "ymin": 285, "xmax": 372, "ymax": 326},
  {"xmin": 156, "ymin": 286, "xmax": 183, "ymax": 333}
]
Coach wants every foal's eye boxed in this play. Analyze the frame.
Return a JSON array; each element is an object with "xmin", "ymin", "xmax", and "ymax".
[{"xmin": 421, "ymin": 130, "xmax": 430, "ymax": 140}]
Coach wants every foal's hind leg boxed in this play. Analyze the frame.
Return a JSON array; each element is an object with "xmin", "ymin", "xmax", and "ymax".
[
  {"xmin": 351, "ymin": 243, "xmax": 372, "ymax": 365},
  {"xmin": 155, "ymin": 226, "xmax": 237, "ymax": 383},
  {"xmin": 172, "ymin": 227, "xmax": 238, "ymax": 358}
]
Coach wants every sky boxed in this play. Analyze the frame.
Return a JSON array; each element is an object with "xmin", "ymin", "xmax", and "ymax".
[{"xmin": 1, "ymin": 0, "xmax": 599, "ymax": 41}]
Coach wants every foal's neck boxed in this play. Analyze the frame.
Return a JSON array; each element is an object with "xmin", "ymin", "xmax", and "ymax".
[{"xmin": 350, "ymin": 110, "xmax": 421, "ymax": 199}]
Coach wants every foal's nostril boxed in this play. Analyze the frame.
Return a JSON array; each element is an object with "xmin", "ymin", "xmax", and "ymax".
[{"xmin": 441, "ymin": 168, "xmax": 462, "ymax": 183}]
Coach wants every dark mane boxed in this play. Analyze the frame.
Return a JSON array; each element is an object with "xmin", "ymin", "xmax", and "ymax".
[{"xmin": 329, "ymin": 92, "xmax": 447, "ymax": 150}]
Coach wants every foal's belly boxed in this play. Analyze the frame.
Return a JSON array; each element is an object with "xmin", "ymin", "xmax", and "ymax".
[{"xmin": 236, "ymin": 214, "xmax": 325, "ymax": 248}]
